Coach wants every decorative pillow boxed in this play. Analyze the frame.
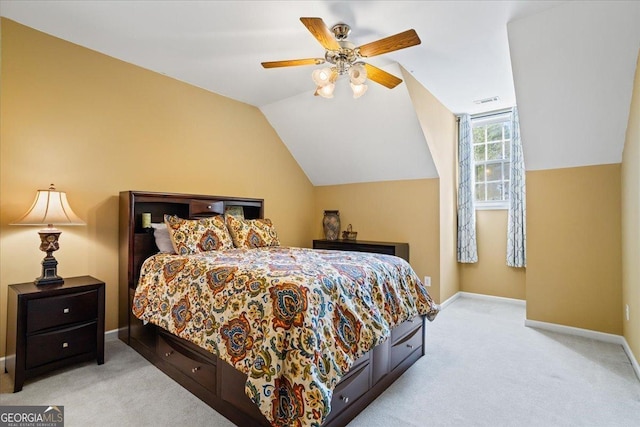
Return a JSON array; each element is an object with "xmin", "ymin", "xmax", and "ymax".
[
  {"xmin": 151, "ymin": 223, "xmax": 175, "ymax": 253},
  {"xmin": 225, "ymin": 215, "xmax": 280, "ymax": 248},
  {"xmin": 164, "ymin": 214, "xmax": 234, "ymax": 255}
]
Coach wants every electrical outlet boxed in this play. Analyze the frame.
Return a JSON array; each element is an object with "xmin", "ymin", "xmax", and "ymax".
[
  {"xmin": 626, "ymin": 304, "xmax": 630, "ymax": 321},
  {"xmin": 424, "ymin": 276, "xmax": 431, "ymax": 287}
]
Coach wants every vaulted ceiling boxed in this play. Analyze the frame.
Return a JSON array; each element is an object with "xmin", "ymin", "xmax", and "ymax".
[{"xmin": 2, "ymin": 1, "xmax": 638, "ymax": 185}]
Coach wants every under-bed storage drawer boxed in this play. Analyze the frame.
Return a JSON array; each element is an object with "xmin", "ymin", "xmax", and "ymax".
[
  {"xmin": 157, "ymin": 332, "xmax": 217, "ymax": 394},
  {"xmin": 390, "ymin": 315, "xmax": 422, "ymax": 343},
  {"xmin": 327, "ymin": 360, "xmax": 371, "ymax": 420},
  {"xmin": 390, "ymin": 323, "xmax": 423, "ymax": 370}
]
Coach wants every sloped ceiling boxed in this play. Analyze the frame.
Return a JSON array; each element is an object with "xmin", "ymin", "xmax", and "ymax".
[
  {"xmin": 1, "ymin": 1, "xmax": 638, "ymax": 183},
  {"xmin": 508, "ymin": 1, "xmax": 640, "ymax": 171},
  {"xmin": 261, "ymin": 63, "xmax": 437, "ymax": 186}
]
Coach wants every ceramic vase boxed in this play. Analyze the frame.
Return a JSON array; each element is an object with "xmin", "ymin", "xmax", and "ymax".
[{"xmin": 323, "ymin": 210, "xmax": 341, "ymax": 240}]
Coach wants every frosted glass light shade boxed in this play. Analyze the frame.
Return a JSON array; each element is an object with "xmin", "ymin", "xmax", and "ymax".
[
  {"xmin": 350, "ymin": 83, "xmax": 368, "ymax": 98},
  {"xmin": 349, "ymin": 63, "xmax": 367, "ymax": 85},
  {"xmin": 13, "ymin": 186, "xmax": 85, "ymax": 226},
  {"xmin": 317, "ymin": 83, "xmax": 335, "ymax": 98},
  {"xmin": 312, "ymin": 68, "xmax": 333, "ymax": 86}
]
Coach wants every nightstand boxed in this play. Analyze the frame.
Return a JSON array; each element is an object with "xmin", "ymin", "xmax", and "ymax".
[{"xmin": 4, "ymin": 275, "xmax": 105, "ymax": 392}]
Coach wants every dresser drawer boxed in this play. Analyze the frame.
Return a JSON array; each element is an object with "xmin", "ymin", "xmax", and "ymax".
[
  {"xmin": 157, "ymin": 333, "xmax": 217, "ymax": 393},
  {"xmin": 26, "ymin": 322, "xmax": 97, "ymax": 369},
  {"xmin": 390, "ymin": 325, "xmax": 423, "ymax": 370},
  {"xmin": 328, "ymin": 361, "xmax": 370, "ymax": 419},
  {"xmin": 391, "ymin": 316, "xmax": 422, "ymax": 344},
  {"xmin": 27, "ymin": 290, "xmax": 98, "ymax": 333}
]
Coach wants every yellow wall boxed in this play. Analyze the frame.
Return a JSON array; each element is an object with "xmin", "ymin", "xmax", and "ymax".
[
  {"xmin": 459, "ymin": 210, "xmax": 526, "ymax": 299},
  {"xmin": 403, "ymin": 68, "xmax": 459, "ymax": 302},
  {"xmin": 622, "ymin": 50, "xmax": 640, "ymax": 359},
  {"xmin": 314, "ymin": 179, "xmax": 441, "ymax": 302},
  {"xmin": 526, "ymin": 165, "xmax": 622, "ymax": 334},
  {"xmin": 1, "ymin": 17, "xmax": 633, "ymax": 361},
  {"xmin": 0, "ymin": 19, "xmax": 315, "ymax": 356}
]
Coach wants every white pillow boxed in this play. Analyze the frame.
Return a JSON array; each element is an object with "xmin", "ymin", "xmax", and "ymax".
[{"xmin": 151, "ymin": 223, "xmax": 175, "ymax": 253}]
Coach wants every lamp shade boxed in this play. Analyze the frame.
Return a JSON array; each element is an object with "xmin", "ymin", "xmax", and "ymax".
[{"xmin": 12, "ymin": 186, "xmax": 85, "ymax": 226}]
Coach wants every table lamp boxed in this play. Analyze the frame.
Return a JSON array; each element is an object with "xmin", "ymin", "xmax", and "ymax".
[{"xmin": 11, "ymin": 184, "xmax": 85, "ymax": 285}]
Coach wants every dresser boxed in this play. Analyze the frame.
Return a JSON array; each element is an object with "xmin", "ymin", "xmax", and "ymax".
[
  {"xmin": 313, "ymin": 239, "xmax": 410, "ymax": 262},
  {"xmin": 5, "ymin": 275, "xmax": 105, "ymax": 392}
]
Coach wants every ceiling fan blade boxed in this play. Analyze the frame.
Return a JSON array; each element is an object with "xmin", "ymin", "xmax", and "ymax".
[
  {"xmin": 357, "ymin": 29, "xmax": 421, "ymax": 58},
  {"xmin": 300, "ymin": 17, "xmax": 341, "ymax": 51},
  {"xmin": 364, "ymin": 63, "xmax": 403, "ymax": 89},
  {"xmin": 261, "ymin": 58, "xmax": 325, "ymax": 68}
]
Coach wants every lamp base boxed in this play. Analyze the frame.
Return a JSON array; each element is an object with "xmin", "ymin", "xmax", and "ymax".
[{"xmin": 35, "ymin": 255, "xmax": 64, "ymax": 286}]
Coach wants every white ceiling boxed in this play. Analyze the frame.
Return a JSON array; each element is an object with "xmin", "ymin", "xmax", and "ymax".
[
  {"xmin": 508, "ymin": 1, "xmax": 640, "ymax": 171},
  {"xmin": 2, "ymin": 1, "xmax": 639, "ymax": 184}
]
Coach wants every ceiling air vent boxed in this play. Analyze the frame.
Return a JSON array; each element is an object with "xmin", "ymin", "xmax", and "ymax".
[{"xmin": 474, "ymin": 96, "xmax": 499, "ymax": 104}]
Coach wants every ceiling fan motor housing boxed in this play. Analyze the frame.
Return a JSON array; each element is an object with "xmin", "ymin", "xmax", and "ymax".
[
  {"xmin": 331, "ymin": 23, "xmax": 351, "ymax": 40},
  {"xmin": 325, "ymin": 40, "xmax": 359, "ymax": 74}
]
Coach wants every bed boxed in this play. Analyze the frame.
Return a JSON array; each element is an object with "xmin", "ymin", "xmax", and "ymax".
[{"xmin": 118, "ymin": 191, "xmax": 439, "ymax": 426}]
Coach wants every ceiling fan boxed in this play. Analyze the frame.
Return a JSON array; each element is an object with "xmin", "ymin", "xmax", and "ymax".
[{"xmin": 261, "ymin": 17, "xmax": 421, "ymax": 98}]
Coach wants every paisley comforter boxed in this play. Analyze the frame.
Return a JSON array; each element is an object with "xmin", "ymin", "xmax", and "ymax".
[{"xmin": 133, "ymin": 246, "xmax": 439, "ymax": 426}]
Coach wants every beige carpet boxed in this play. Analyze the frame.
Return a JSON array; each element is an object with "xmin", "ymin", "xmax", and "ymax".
[{"xmin": 2, "ymin": 296, "xmax": 639, "ymax": 426}]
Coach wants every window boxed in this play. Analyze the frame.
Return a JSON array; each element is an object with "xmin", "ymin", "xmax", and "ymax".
[{"xmin": 471, "ymin": 111, "xmax": 512, "ymax": 208}]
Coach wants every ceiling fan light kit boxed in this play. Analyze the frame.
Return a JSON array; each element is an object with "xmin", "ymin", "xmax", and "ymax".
[{"xmin": 261, "ymin": 17, "xmax": 421, "ymax": 99}]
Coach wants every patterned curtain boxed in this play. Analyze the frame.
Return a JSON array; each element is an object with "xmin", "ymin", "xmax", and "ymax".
[
  {"xmin": 506, "ymin": 107, "xmax": 526, "ymax": 267},
  {"xmin": 457, "ymin": 114, "xmax": 478, "ymax": 263}
]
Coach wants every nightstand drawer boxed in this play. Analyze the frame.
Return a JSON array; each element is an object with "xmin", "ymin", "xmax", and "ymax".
[
  {"xmin": 27, "ymin": 290, "xmax": 98, "ymax": 333},
  {"xmin": 25, "ymin": 322, "xmax": 97, "ymax": 369}
]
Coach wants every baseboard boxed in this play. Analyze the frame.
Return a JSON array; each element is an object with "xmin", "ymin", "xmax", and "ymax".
[
  {"xmin": 440, "ymin": 292, "xmax": 462, "ymax": 309},
  {"xmin": 105, "ymin": 328, "xmax": 119, "ymax": 342},
  {"xmin": 525, "ymin": 319, "xmax": 640, "ymax": 382},
  {"xmin": 458, "ymin": 291, "xmax": 526, "ymax": 306},
  {"xmin": 440, "ymin": 291, "xmax": 525, "ymax": 309}
]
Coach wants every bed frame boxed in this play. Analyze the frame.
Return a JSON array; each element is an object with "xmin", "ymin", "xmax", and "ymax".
[{"xmin": 118, "ymin": 190, "xmax": 427, "ymax": 426}]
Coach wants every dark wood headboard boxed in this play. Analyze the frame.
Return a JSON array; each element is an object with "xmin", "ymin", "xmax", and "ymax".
[{"xmin": 118, "ymin": 190, "xmax": 264, "ymax": 346}]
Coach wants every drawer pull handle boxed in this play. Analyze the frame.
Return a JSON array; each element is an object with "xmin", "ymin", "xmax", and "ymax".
[
  {"xmin": 191, "ymin": 367, "xmax": 201, "ymax": 373},
  {"xmin": 341, "ymin": 396, "xmax": 349, "ymax": 404},
  {"xmin": 407, "ymin": 344, "xmax": 414, "ymax": 349},
  {"xmin": 63, "ymin": 308, "xmax": 70, "ymax": 314},
  {"xmin": 62, "ymin": 342, "xmax": 69, "ymax": 348},
  {"xmin": 165, "ymin": 351, "xmax": 173, "ymax": 357}
]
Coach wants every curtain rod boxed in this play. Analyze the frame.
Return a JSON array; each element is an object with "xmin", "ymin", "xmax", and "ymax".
[
  {"xmin": 456, "ymin": 107, "xmax": 513, "ymax": 121},
  {"xmin": 470, "ymin": 107, "xmax": 513, "ymax": 120}
]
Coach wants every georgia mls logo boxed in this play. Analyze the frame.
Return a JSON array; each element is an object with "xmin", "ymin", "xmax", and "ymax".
[{"xmin": 0, "ymin": 405, "xmax": 64, "ymax": 427}]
